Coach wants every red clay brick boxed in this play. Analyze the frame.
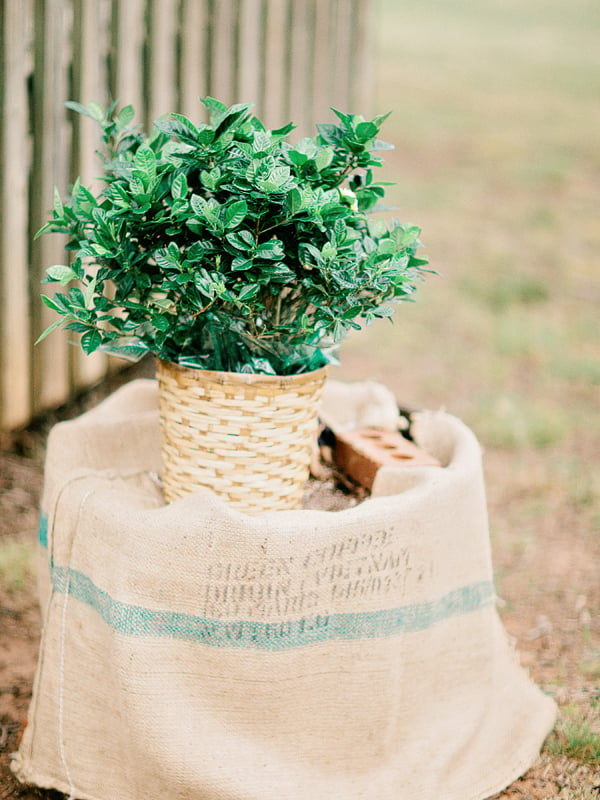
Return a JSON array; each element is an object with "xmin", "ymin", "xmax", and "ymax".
[{"xmin": 333, "ymin": 428, "xmax": 441, "ymax": 490}]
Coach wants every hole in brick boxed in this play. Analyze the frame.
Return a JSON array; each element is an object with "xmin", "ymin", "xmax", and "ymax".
[{"xmin": 361, "ymin": 430, "xmax": 384, "ymax": 439}]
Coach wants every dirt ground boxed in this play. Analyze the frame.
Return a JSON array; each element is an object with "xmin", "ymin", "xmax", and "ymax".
[{"xmin": 0, "ymin": 361, "xmax": 598, "ymax": 799}]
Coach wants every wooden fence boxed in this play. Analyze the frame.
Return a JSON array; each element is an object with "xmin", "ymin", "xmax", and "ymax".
[{"xmin": 0, "ymin": 0, "xmax": 373, "ymax": 430}]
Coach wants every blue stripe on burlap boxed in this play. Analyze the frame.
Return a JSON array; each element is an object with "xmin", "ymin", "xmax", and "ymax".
[
  {"xmin": 49, "ymin": 562, "xmax": 495, "ymax": 651},
  {"xmin": 38, "ymin": 512, "xmax": 48, "ymax": 548}
]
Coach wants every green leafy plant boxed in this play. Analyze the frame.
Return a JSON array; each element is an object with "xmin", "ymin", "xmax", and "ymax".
[{"xmin": 37, "ymin": 98, "xmax": 429, "ymax": 375}]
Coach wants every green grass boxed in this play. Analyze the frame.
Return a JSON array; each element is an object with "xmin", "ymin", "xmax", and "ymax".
[
  {"xmin": 546, "ymin": 705, "xmax": 600, "ymax": 767},
  {"xmin": 460, "ymin": 272, "xmax": 549, "ymax": 313},
  {"xmin": 470, "ymin": 391, "xmax": 566, "ymax": 449},
  {"xmin": 0, "ymin": 539, "xmax": 35, "ymax": 597},
  {"xmin": 580, "ymin": 656, "xmax": 600, "ymax": 681}
]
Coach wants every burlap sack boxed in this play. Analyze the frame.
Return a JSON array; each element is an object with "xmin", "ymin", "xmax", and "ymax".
[{"xmin": 13, "ymin": 379, "xmax": 556, "ymax": 800}]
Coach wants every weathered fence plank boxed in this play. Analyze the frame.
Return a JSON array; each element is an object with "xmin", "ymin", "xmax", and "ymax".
[
  {"xmin": 110, "ymin": 0, "xmax": 145, "ymax": 121},
  {"xmin": 348, "ymin": 0, "xmax": 373, "ymax": 114},
  {"xmin": 312, "ymin": 0, "xmax": 338, "ymax": 122},
  {"xmin": 0, "ymin": 0, "xmax": 373, "ymax": 429},
  {"xmin": 236, "ymin": 0, "xmax": 262, "ymax": 110},
  {"xmin": 179, "ymin": 0, "xmax": 210, "ymax": 119},
  {"xmin": 261, "ymin": 0, "xmax": 289, "ymax": 129},
  {"xmin": 30, "ymin": 0, "xmax": 72, "ymax": 414},
  {"xmin": 209, "ymin": 0, "xmax": 238, "ymax": 107},
  {"xmin": 71, "ymin": 0, "xmax": 109, "ymax": 389},
  {"xmin": 146, "ymin": 0, "xmax": 179, "ymax": 123},
  {"xmin": 0, "ymin": 0, "xmax": 33, "ymax": 428},
  {"xmin": 287, "ymin": 0, "xmax": 310, "ymax": 128}
]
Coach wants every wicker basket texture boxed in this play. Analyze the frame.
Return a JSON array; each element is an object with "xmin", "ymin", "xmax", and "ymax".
[{"xmin": 156, "ymin": 359, "xmax": 328, "ymax": 513}]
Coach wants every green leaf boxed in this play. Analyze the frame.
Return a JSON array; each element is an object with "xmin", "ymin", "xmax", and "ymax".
[
  {"xmin": 257, "ymin": 165, "xmax": 290, "ymax": 192},
  {"xmin": 322, "ymin": 243, "xmax": 337, "ymax": 260},
  {"xmin": 372, "ymin": 111, "xmax": 392, "ymax": 128},
  {"xmin": 87, "ymin": 101, "xmax": 105, "ymax": 122},
  {"xmin": 90, "ymin": 243, "xmax": 110, "ymax": 257},
  {"xmin": 83, "ymin": 277, "xmax": 97, "ymax": 308},
  {"xmin": 302, "ymin": 243, "xmax": 324, "ymax": 265},
  {"xmin": 190, "ymin": 194, "xmax": 205, "ymax": 216},
  {"xmin": 287, "ymin": 188, "xmax": 303, "ymax": 215},
  {"xmin": 239, "ymin": 229, "xmax": 256, "ymax": 248},
  {"xmin": 65, "ymin": 99, "xmax": 105, "ymax": 122},
  {"xmin": 200, "ymin": 168, "xmax": 220, "ymax": 190},
  {"xmin": 371, "ymin": 138, "xmax": 395, "ymax": 152},
  {"xmin": 225, "ymin": 200, "xmax": 247, "ymax": 229},
  {"xmin": 65, "ymin": 321, "xmax": 95, "ymax": 333},
  {"xmin": 369, "ymin": 218, "xmax": 388, "ymax": 238},
  {"xmin": 295, "ymin": 138, "xmax": 319, "ymax": 157},
  {"xmin": 356, "ymin": 121, "xmax": 379, "ymax": 141},
  {"xmin": 331, "ymin": 109, "xmax": 354, "ymax": 129},
  {"xmin": 46, "ymin": 264, "xmax": 77, "ymax": 285},
  {"xmin": 270, "ymin": 166, "xmax": 290, "ymax": 186},
  {"xmin": 226, "ymin": 229, "xmax": 255, "ymax": 251},
  {"xmin": 315, "ymin": 147, "xmax": 333, "ymax": 171},
  {"xmin": 252, "ymin": 132, "xmax": 271, "ymax": 153},
  {"xmin": 81, "ymin": 329, "xmax": 103, "ymax": 354},
  {"xmin": 333, "ymin": 219, "xmax": 347, "ymax": 243},
  {"xmin": 128, "ymin": 175, "xmax": 146, "ymax": 196},
  {"xmin": 315, "ymin": 123, "xmax": 339, "ymax": 145},
  {"xmin": 301, "ymin": 187, "xmax": 315, "ymax": 208},
  {"xmin": 256, "ymin": 240, "xmax": 284, "ymax": 260},
  {"xmin": 74, "ymin": 182, "xmax": 98, "ymax": 208},
  {"xmin": 98, "ymin": 340, "xmax": 149, "ymax": 361},
  {"xmin": 34, "ymin": 318, "xmax": 64, "ymax": 345},
  {"xmin": 342, "ymin": 305, "xmax": 364, "ymax": 320},
  {"xmin": 231, "ymin": 257, "xmax": 253, "ymax": 271},
  {"xmin": 186, "ymin": 221, "xmax": 204, "ymax": 235},
  {"xmin": 193, "ymin": 271, "xmax": 216, "ymax": 298},
  {"xmin": 53, "ymin": 187, "xmax": 64, "ymax": 218},
  {"xmin": 171, "ymin": 173, "xmax": 188, "ymax": 200},
  {"xmin": 398, "ymin": 225, "xmax": 422, "ymax": 246},
  {"xmin": 286, "ymin": 149, "xmax": 308, "ymax": 167},
  {"xmin": 155, "ymin": 250, "xmax": 178, "ymax": 270},
  {"xmin": 170, "ymin": 113, "xmax": 198, "ymax": 136},
  {"xmin": 116, "ymin": 104, "xmax": 135, "ymax": 129},
  {"xmin": 134, "ymin": 144, "xmax": 157, "ymax": 177},
  {"xmin": 200, "ymin": 96, "xmax": 229, "ymax": 122},
  {"xmin": 152, "ymin": 314, "xmax": 171, "ymax": 332},
  {"xmin": 41, "ymin": 294, "xmax": 65, "ymax": 313},
  {"xmin": 372, "ymin": 304, "xmax": 395, "ymax": 318},
  {"xmin": 197, "ymin": 127, "xmax": 215, "ymax": 145},
  {"xmin": 68, "ymin": 287, "xmax": 87, "ymax": 309},
  {"xmin": 237, "ymin": 284, "xmax": 259, "ymax": 302},
  {"xmin": 64, "ymin": 100, "xmax": 91, "ymax": 118}
]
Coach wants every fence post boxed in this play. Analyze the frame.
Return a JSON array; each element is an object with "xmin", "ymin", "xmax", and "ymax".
[
  {"xmin": 0, "ymin": 0, "xmax": 33, "ymax": 428},
  {"xmin": 29, "ymin": 0, "xmax": 72, "ymax": 416},
  {"xmin": 70, "ymin": 0, "xmax": 110, "ymax": 390}
]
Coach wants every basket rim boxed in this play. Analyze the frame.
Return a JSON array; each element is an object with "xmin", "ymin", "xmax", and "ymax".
[{"xmin": 156, "ymin": 358, "xmax": 329, "ymax": 386}]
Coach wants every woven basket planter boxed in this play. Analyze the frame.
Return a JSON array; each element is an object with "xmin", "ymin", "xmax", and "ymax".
[{"xmin": 155, "ymin": 359, "xmax": 328, "ymax": 513}]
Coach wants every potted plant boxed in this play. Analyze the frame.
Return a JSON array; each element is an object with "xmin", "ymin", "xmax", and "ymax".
[{"xmin": 36, "ymin": 97, "xmax": 429, "ymax": 512}]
